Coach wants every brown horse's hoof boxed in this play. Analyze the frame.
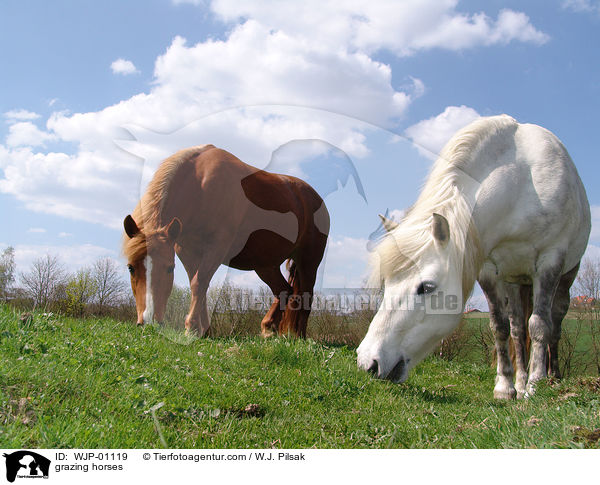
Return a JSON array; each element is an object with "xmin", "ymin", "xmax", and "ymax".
[{"xmin": 260, "ymin": 328, "xmax": 276, "ymax": 338}]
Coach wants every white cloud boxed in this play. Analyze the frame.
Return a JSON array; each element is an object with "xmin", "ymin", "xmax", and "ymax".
[
  {"xmin": 6, "ymin": 122, "xmax": 55, "ymax": 147},
  {"xmin": 0, "ymin": 19, "xmax": 409, "ymax": 227},
  {"xmin": 388, "ymin": 209, "xmax": 405, "ymax": 223},
  {"xmin": 405, "ymin": 105, "xmax": 481, "ymax": 159},
  {"xmin": 562, "ymin": 0, "xmax": 600, "ymax": 14},
  {"xmin": 58, "ymin": 232, "xmax": 72, "ymax": 238},
  {"xmin": 152, "ymin": 25, "xmax": 409, "ymax": 127},
  {"xmin": 211, "ymin": 1, "xmax": 549, "ymax": 55},
  {"xmin": 590, "ymin": 205, "xmax": 600, "ymax": 244},
  {"xmin": 27, "ymin": 228, "xmax": 46, "ymax": 233},
  {"xmin": 4, "ymin": 109, "xmax": 41, "ymax": 122},
  {"xmin": 582, "ymin": 243, "xmax": 600, "ymax": 262},
  {"xmin": 321, "ymin": 236, "xmax": 370, "ymax": 288},
  {"xmin": 110, "ymin": 58, "xmax": 139, "ymax": 75},
  {"xmin": 0, "ymin": 144, "xmax": 136, "ymax": 228},
  {"xmin": 0, "ymin": 3, "xmax": 548, "ymax": 231},
  {"xmin": 15, "ymin": 243, "xmax": 117, "ymax": 275}
]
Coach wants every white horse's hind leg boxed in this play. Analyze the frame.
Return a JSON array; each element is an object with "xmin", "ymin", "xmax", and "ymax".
[
  {"xmin": 506, "ymin": 284, "xmax": 529, "ymax": 399},
  {"xmin": 526, "ymin": 254, "xmax": 564, "ymax": 396},
  {"xmin": 480, "ymin": 276, "xmax": 516, "ymax": 399},
  {"xmin": 548, "ymin": 264, "xmax": 579, "ymax": 378}
]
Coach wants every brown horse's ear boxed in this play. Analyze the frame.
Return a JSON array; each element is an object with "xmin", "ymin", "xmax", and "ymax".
[
  {"xmin": 166, "ymin": 217, "xmax": 182, "ymax": 241},
  {"xmin": 124, "ymin": 215, "xmax": 140, "ymax": 238},
  {"xmin": 432, "ymin": 213, "xmax": 450, "ymax": 248}
]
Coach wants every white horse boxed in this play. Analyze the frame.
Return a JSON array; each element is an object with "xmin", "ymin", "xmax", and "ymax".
[{"xmin": 357, "ymin": 115, "xmax": 590, "ymax": 398}]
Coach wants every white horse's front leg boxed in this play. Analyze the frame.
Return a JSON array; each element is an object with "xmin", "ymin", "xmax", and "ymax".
[{"xmin": 480, "ymin": 275, "xmax": 516, "ymax": 400}]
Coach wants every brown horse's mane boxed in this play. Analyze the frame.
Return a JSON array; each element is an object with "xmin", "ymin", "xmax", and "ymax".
[{"xmin": 122, "ymin": 144, "xmax": 213, "ymax": 261}]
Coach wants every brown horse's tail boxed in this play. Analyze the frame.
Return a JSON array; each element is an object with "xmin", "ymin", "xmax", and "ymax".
[
  {"xmin": 286, "ymin": 259, "xmax": 299, "ymax": 292},
  {"xmin": 279, "ymin": 258, "xmax": 304, "ymax": 337}
]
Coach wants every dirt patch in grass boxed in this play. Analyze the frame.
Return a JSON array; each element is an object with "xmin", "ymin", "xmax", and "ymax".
[
  {"xmin": 576, "ymin": 377, "xmax": 600, "ymax": 393},
  {"xmin": 1, "ymin": 396, "xmax": 36, "ymax": 426},
  {"xmin": 572, "ymin": 426, "xmax": 600, "ymax": 446}
]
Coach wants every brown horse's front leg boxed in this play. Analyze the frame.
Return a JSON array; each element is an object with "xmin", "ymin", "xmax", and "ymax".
[
  {"xmin": 184, "ymin": 271, "xmax": 211, "ymax": 336},
  {"xmin": 260, "ymin": 297, "xmax": 284, "ymax": 337}
]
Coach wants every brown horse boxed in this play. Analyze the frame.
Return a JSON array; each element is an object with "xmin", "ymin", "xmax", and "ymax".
[{"xmin": 122, "ymin": 144, "xmax": 329, "ymax": 337}]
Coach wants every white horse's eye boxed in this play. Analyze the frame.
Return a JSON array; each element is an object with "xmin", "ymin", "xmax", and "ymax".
[{"xmin": 416, "ymin": 281, "xmax": 437, "ymax": 295}]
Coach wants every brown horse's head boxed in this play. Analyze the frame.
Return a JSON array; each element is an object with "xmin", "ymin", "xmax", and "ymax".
[{"xmin": 123, "ymin": 214, "xmax": 182, "ymax": 326}]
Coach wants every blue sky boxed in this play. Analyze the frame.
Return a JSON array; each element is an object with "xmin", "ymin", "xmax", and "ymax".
[{"xmin": 1, "ymin": 0, "xmax": 599, "ymax": 307}]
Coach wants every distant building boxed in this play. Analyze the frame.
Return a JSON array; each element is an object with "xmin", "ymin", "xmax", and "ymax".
[{"xmin": 571, "ymin": 295, "xmax": 596, "ymax": 309}]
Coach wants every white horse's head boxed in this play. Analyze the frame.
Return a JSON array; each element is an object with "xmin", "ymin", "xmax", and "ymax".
[{"xmin": 357, "ymin": 213, "xmax": 470, "ymax": 383}]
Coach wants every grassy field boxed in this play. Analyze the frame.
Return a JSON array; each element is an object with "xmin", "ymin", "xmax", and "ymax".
[
  {"xmin": 1, "ymin": 304, "xmax": 599, "ymax": 449},
  {"xmin": 459, "ymin": 312, "xmax": 600, "ymax": 376}
]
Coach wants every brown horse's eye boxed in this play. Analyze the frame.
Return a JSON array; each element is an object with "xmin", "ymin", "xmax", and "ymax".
[
  {"xmin": 167, "ymin": 265, "xmax": 175, "ymax": 274},
  {"xmin": 127, "ymin": 264, "xmax": 135, "ymax": 275}
]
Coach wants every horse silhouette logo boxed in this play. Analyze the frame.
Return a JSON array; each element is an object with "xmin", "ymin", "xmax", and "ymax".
[{"xmin": 3, "ymin": 451, "xmax": 50, "ymax": 482}]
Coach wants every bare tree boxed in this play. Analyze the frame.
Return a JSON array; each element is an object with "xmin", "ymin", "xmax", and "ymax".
[
  {"xmin": 20, "ymin": 254, "xmax": 67, "ymax": 308},
  {"xmin": 0, "ymin": 246, "xmax": 15, "ymax": 300},
  {"xmin": 65, "ymin": 268, "xmax": 97, "ymax": 315},
  {"xmin": 91, "ymin": 257, "xmax": 126, "ymax": 307},
  {"xmin": 574, "ymin": 257, "xmax": 600, "ymax": 302}
]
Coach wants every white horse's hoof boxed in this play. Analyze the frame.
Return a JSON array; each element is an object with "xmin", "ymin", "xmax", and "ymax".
[
  {"xmin": 494, "ymin": 376, "xmax": 516, "ymax": 399},
  {"xmin": 494, "ymin": 388, "xmax": 517, "ymax": 400}
]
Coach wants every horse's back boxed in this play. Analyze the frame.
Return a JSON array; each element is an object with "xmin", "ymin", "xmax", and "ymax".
[
  {"xmin": 167, "ymin": 145, "xmax": 328, "ymax": 266},
  {"xmin": 473, "ymin": 117, "xmax": 590, "ymax": 278},
  {"xmin": 517, "ymin": 122, "xmax": 590, "ymax": 261}
]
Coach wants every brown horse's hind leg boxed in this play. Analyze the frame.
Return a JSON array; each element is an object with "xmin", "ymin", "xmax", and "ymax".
[
  {"xmin": 255, "ymin": 266, "xmax": 292, "ymax": 337},
  {"xmin": 280, "ymin": 249, "xmax": 325, "ymax": 338},
  {"xmin": 278, "ymin": 259, "xmax": 314, "ymax": 338},
  {"xmin": 278, "ymin": 226, "xmax": 327, "ymax": 338}
]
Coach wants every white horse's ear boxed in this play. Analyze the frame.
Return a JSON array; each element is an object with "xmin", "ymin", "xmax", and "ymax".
[
  {"xmin": 378, "ymin": 214, "xmax": 399, "ymax": 232},
  {"xmin": 432, "ymin": 213, "xmax": 450, "ymax": 247}
]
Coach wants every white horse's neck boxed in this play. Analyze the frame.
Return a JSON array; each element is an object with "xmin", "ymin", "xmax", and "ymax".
[
  {"xmin": 413, "ymin": 116, "xmax": 520, "ymax": 296},
  {"xmin": 439, "ymin": 116, "xmax": 588, "ymax": 281}
]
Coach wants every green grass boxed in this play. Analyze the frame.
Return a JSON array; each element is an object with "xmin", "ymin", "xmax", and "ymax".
[
  {"xmin": 460, "ymin": 313, "xmax": 600, "ymax": 375},
  {"xmin": 1, "ymin": 304, "xmax": 599, "ymax": 448}
]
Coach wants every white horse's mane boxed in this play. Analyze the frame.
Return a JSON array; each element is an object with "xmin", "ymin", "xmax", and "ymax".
[{"xmin": 372, "ymin": 115, "xmax": 519, "ymax": 299}]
